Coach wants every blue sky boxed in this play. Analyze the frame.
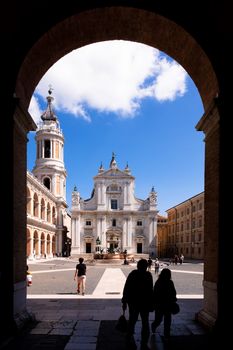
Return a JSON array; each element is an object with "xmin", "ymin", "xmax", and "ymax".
[{"xmin": 27, "ymin": 40, "xmax": 204, "ymax": 216}]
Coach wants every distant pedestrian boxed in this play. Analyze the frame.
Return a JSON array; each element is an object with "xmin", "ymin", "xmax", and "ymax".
[
  {"xmin": 151, "ymin": 268, "xmax": 177, "ymax": 339},
  {"xmin": 154, "ymin": 258, "xmax": 160, "ymax": 275},
  {"xmin": 147, "ymin": 257, "xmax": 153, "ymax": 271},
  {"xmin": 179, "ymin": 254, "xmax": 184, "ymax": 264},
  {"xmin": 122, "ymin": 258, "xmax": 154, "ymax": 350},
  {"xmin": 74, "ymin": 257, "xmax": 86, "ymax": 295},
  {"xmin": 26, "ymin": 265, "xmax": 32, "ymax": 286}
]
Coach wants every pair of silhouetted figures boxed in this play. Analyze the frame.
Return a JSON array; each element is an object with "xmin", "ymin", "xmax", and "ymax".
[{"xmin": 122, "ymin": 259, "xmax": 177, "ymax": 350}]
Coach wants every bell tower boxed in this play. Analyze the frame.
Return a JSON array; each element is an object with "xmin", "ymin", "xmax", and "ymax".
[{"xmin": 32, "ymin": 89, "xmax": 67, "ymax": 201}]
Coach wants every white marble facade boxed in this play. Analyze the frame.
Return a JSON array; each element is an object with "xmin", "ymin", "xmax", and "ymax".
[{"xmin": 71, "ymin": 153, "xmax": 158, "ymax": 257}]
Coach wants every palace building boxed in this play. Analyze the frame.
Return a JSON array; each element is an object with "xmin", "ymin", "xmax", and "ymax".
[
  {"xmin": 166, "ymin": 192, "xmax": 204, "ymax": 259},
  {"xmin": 71, "ymin": 154, "xmax": 158, "ymax": 258},
  {"xmin": 26, "ymin": 91, "xmax": 71, "ymax": 259}
]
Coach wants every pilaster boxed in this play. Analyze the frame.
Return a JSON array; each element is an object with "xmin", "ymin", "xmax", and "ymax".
[
  {"xmin": 196, "ymin": 99, "xmax": 220, "ymax": 329},
  {"xmin": 13, "ymin": 101, "xmax": 36, "ymax": 328}
]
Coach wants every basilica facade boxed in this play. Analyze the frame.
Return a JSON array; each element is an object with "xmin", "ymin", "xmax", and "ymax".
[{"xmin": 71, "ymin": 154, "xmax": 158, "ymax": 258}]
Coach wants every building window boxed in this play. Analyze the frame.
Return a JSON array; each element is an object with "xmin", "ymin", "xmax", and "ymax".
[
  {"xmin": 44, "ymin": 140, "xmax": 51, "ymax": 158},
  {"xmin": 137, "ymin": 220, "xmax": 142, "ymax": 226},
  {"xmin": 111, "ymin": 199, "xmax": 118, "ymax": 209},
  {"xmin": 112, "ymin": 219, "xmax": 116, "ymax": 227},
  {"xmin": 86, "ymin": 220, "xmax": 92, "ymax": 226},
  {"xmin": 198, "ymin": 218, "xmax": 202, "ymax": 227}
]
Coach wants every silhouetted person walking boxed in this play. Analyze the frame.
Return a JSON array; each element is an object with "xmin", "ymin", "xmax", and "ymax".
[
  {"xmin": 151, "ymin": 268, "xmax": 177, "ymax": 339},
  {"xmin": 122, "ymin": 258, "xmax": 153, "ymax": 350}
]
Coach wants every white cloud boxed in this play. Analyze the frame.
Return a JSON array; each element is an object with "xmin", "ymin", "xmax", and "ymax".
[
  {"xmin": 152, "ymin": 59, "xmax": 187, "ymax": 101},
  {"xmin": 29, "ymin": 40, "xmax": 188, "ymax": 122}
]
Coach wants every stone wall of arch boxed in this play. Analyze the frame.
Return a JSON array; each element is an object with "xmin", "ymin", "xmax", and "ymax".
[{"xmin": 7, "ymin": 3, "xmax": 226, "ymax": 335}]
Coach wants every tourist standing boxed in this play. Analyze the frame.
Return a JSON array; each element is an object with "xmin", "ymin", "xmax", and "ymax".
[{"xmin": 74, "ymin": 257, "xmax": 87, "ymax": 295}]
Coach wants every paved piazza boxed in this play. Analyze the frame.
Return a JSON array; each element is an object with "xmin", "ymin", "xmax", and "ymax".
[
  {"xmin": 22, "ymin": 258, "xmax": 206, "ymax": 350},
  {"xmin": 27, "ymin": 258, "xmax": 203, "ymax": 298}
]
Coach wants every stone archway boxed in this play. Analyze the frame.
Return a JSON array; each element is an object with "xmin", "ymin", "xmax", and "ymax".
[{"xmin": 11, "ymin": 6, "xmax": 221, "ymax": 333}]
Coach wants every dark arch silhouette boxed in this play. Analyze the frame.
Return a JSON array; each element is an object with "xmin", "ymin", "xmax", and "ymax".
[{"xmin": 2, "ymin": 1, "xmax": 228, "ymax": 342}]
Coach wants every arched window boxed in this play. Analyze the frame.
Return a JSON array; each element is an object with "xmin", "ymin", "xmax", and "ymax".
[
  {"xmin": 52, "ymin": 206, "xmax": 56, "ymax": 224},
  {"xmin": 41, "ymin": 198, "xmax": 46, "ymax": 220},
  {"xmin": 27, "ymin": 187, "xmax": 32, "ymax": 215},
  {"xmin": 47, "ymin": 203, "xmax": 51, "ymax": 223},
  {"xmin": 33, "ymin": 193, "xmax": 39, "ymax": 217}
]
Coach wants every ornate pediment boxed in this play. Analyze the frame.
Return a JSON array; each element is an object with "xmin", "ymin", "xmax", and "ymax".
[{"xmin": 94, "ymin": 168, "xmax": 134, "ymax": 179}]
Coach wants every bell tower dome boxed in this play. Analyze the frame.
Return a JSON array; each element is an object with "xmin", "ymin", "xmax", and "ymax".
[{"xmin": 32, "ymin": 89, "xmax": 67, "ymax": 201}]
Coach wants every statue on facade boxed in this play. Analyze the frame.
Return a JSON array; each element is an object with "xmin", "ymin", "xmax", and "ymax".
[
  {"xmin": 72, "ymin": 187, "xmax": 80, "ymax": 206},
  {"xmin": 149, "ymin": 186, "xmax": 157, "ymax": 205}
]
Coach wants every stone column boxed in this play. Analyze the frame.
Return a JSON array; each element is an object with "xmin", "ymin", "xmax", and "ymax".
[
  {"xmin": 196, "ymin": 99, "xmax": 220, "ymax": 329},
  {"xmin": 128, "ymin": 217, "xmax": 132, "ymax": 248},
  {"xmin": 148, "ymin": 217, "xmax": 156, "ymax": 255},
  {"xmin": 44, "ymin": 235, "xmax": 47, "ymax": 257},
  {"xmin": 29, "ymin": 233, "xmax": 34, "ymax": 259},
  {"xmin": 76, "ymin": 217, "xmax": 80, "ymax": 252},
  {"xmin": 102, "ymin": 217, "xmax": 105, "ymax": 245},
  {"xmin": 123, "ymin": 183, "xmax": 127, "ymax": 205},
  {"xmin": 97, "ymin": 183, "xmax": 101, "ymax": 205},
  {"xmin": 42, "ymin": 139, "xmax": 45, "ymax": 158},
  {"xmin": 71, "ymin": 217, "xmax": 80, "ymax": 255},
  {"xmin": 122, "ymin": 218, "xmax": 127, "ymax": 250},
  {"xmin": 97, "ymin": 217, "xmax": 101, "ymax": 238}
]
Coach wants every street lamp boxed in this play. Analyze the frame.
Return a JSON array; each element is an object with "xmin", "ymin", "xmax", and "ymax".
[
  {"xmin": 96, "ymin": 236, "xmax": 101, "ymax": 254},
  {"xmin": 64, "ymin": 237, "xmax": 71, "ymax": 257}
]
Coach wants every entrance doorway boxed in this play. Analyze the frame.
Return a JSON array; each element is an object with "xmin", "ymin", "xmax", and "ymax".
[
  {"xmin": 137, "ymin": 243, "xmax": 142, "ymax": 254},
  {"xmin": 86, "ymin": 243, "xmax": 91, "ymax": 253}
]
